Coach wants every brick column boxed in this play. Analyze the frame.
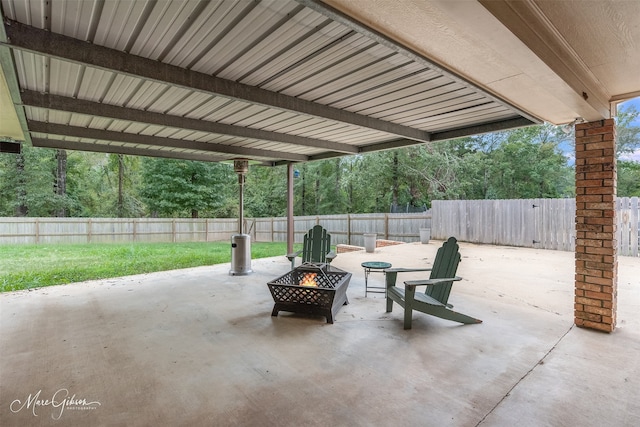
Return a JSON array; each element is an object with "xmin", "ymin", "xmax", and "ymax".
[{"xmin": 574, "ymin": 119, "xmax": 617, "ymax": 332}]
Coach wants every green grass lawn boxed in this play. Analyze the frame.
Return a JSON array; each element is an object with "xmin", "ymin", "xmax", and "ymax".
[{"xmin": 0, "ymin": 241, "xmax": 290, "ymax": 293}]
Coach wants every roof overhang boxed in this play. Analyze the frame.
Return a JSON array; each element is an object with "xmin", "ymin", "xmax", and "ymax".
[{"xmin": 325, "ymin": 0, "xmax": 640, "ymax": 123}]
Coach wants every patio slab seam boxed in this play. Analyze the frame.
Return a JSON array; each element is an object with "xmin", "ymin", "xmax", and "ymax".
[{"xmin": 475, "ymin": 324, "xmax": 576, "ymax": 426}]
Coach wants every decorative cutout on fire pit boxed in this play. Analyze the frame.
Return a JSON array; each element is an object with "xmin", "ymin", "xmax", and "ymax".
[{"xmin": 299, "ymin": 273, "xmax": 318, "ymax": 287}]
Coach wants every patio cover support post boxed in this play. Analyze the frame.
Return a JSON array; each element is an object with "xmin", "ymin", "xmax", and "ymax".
[
  {"xmin": 287, "ymin": 163, "xmax": 295, "ymax": 255},
  {"xmin": 574, "ymin": 119, "xmax": 617, "ymax": 332}
]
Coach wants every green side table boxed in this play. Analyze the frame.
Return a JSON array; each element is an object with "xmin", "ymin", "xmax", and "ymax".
[{"xmin": 361, "ymin": 261, "xmax": 392, "ymax": 297}]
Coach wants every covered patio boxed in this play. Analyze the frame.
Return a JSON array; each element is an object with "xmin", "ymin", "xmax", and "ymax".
[
  {"xmin": 2, "ymin": 241, "xmax": 639, "ymax": 426},
  {"xmin": 2, "ymin": 0, "xmax": 639, "ymax": 333},
  {"xmin": 1, "ymin": 1, "xmax": 639, "ymax": 424}
]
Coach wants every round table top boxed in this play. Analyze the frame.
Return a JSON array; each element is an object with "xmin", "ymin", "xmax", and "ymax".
[{"xmin": 361, "ymin": 261, "xmax": 392, "ymax": 269}]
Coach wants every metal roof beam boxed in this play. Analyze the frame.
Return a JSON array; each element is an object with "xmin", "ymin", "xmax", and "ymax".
[
  {"xmin": 3, "ymin": 19, "xmax": 431, "ymax": 144},
  {"xmin": 358, "ymin": 138, "xmax": 423, "ymax": 154},
  {"xmin": 31, "ymin": 138, "xmax": 231, "ymax": 163},
  {"xmin": 21, "ymin": 91, "xmax": 358, "ymax": 155},
  {"xmin": 27, "ymin": 121, "xmax": 309, "ymax": 162},
  {"xmin": 429, "ymin": 117, "xmax": 536, "ymax": 141},
  {"xmin": 353, "ymin": 117, "xmax": 536, "ymax": 156}
]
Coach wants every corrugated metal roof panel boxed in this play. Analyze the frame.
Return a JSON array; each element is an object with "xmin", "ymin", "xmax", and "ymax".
[
  {"xmin": 216, "ymin": 8, "xmax": 328, "ymax": 81},
  {"xmin": 4, "ymin": 0, "xmax": 45, "ymax": 27},
  {"xmin": 14, "ymin": 51, "xmax": 46, "ymax": 92},
  {"xmin": 129, "ymin": 0, "xmax": 202, "ymax": 59},
  {"xmin": 222, "ymin": 105, "xmax": 272, "ymax": 126},
  {"xmin": 24, "ymin": 106, "xmax": 47, "ymax": 122},
  {"xmin": 122, "ymin": 122, "xmax": 151, "ymax": 135},
  {"xmin": 184, "ymin": 97, "xmax": 233, "ymax": 121},
  {"xmin": 50, "ymin": 0, "xmax": 98, "ymax": 39},
  {"xmin": 88, "ymin": 116, "xmax": 114, "ymax": 130},
  {"xmin": 213, "ymin": 102, "xmax": 258, "ymax": 125},
  {"xmin": 189, "ymin": 0, "xmax": 301, "ymax": 75},
  {"xmin": 327, "ymin": 70, "xmax": 444, "ymax": 109},
  {"xmin": 102, "ymin": 74, "xmax": 146, "ymax": 106},
  {"xmin": 93, "ymin": 0, "xmax": 151, "ymax": 50},
  {"xmin": 156, "ymin": 1, "xmax": 249, "ymax": 68},
  {"xmin": 77, "ymin": 68, "xmax": 115, "ymax": 102},
  {"xmin": 346, "ymin": 76, "xmax": 459, "ymax": 114},
  {"xmin": 126, "ymin": 81, "xmax": 171, "ymax": 109},
  {"xmin": 231, "ymin": 109, "xmax": 286, "ymax": 128},
  {"xmin": 238, "ymin": 21, "xmax": 351, "ymax": 87},
  {"xmin": 162, "ymin": 92, "xmax": 216, "ymax": 117},
  {"xmin": 306, "ymin": 57, "xmax": 418, "ymax": 104},
  {"xmin": 261, "ymin": 33, "xmax": 373, "ymax": 93},
  {"xmin": 48, "ymin": 59, "xmax": 78, "ymax": 96},
  {"xmin": 134, "ymin": 124, "xmax": 163, "ymax": 136},
  {"xmin": 414, "ymin": 106, "xmax": 515, "ymax": 131},
  {"xmin": 241, "ymin": 110, "xmax": 298, "ymax": 130},
  {"xmin": 374, "ymin": 97, "xmax": 486, "ymax": 125},
  {"xmin": 146, "ymin": 86, "xmax": 195, "ymax": 114},
  {"xmin": 283, "ymin": 45, "xmax": 398, "ymax": 99}
]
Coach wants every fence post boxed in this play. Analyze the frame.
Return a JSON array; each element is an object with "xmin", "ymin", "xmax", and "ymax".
[
  {"xmin": 88, "ymin": 218, "xmax": 92, "ymax": 243},
  {"xmin": 385, "ymin": 213, "xmax": 389, "ymax": 240},
  {"xmin": 347, "ymin": 214, "xmax": 351, "ymax": 245},
  {"xmin": 35, "ymin": 218, "xmax": 39, "ymax": 244}
]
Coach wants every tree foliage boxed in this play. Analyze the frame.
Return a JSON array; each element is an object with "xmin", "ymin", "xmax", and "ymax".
[
  {"xmin": 140, "ymin": 158, "xmax": 233, "ymax": 217},
  {"xmin": 616, "ymin": 105, "xmax": 640, "ymax": 156},
  {"xmin": 1, "ymin": 107, "xmax": 638, "ymax": 217}
]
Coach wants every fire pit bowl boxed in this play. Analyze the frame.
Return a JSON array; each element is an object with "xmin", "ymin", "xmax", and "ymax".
[{"xmin": 267, "ymin": 263, "xmax": 352, "ymax": 324}]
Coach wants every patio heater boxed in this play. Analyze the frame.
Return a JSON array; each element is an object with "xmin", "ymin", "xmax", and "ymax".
[{"xmin": 229, "ymin": 159, "xmax": 252, "ymax": 275}]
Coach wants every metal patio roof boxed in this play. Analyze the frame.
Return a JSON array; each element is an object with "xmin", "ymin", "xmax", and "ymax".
[{"xmin": 0, "ymin": 0, "xmax": 538, "ymax": 164}]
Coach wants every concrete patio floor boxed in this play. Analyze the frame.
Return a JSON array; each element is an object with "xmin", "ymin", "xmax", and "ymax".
[{"xmin": 1, "ymin": 241, "xmax": 639, "ymax": 426}]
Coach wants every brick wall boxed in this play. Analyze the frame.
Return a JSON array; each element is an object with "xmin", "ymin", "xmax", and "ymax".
[
  {"xmin": 336, "ymin": 244, "xmax": 365, "ymax": 254},
  {"xmin": 574, "ymin": 119, "xmax": 617, "ymax": 332},
  {"xmin": 376, "ymin": 239, "xmax": 405, "ymax": 248},
  {"xmin": 336, "ymin": 239, "xmax": 406, "ymax": 254}
]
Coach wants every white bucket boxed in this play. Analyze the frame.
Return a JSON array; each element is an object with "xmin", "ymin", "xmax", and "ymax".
[
  {"xmin": 419, "ymin": 228, "xmax": 431, "ymax": 244},
  {"xmin": 363, "ymin": 233, "xmax": 377, "ymax": 253}
]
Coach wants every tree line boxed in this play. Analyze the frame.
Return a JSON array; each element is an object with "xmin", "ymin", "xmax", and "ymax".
[{"xmin": 1, "ymin": 106, "xmax": 638, "ymax": 219}]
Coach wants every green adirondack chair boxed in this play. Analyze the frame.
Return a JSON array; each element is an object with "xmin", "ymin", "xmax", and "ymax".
[
  {"xmin": 385, "ymin": 237, "xmax": 482, "ymax": 329},
  {"xmin": 286, "ymin": 225, "xmax": 336, "ymax": 270}
]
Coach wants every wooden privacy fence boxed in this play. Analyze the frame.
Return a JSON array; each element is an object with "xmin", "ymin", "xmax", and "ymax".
[
  {"xmin": 1, "ymin": 198, "xmax": 638, "ymax": 256},
  {"xmin": 432, "ymin": 197, "xmax": 640, "ymax": 256},
  {"xmin": 0, "ymin": 217, "xmax": 239, "ymax": 244},
  {"xmin": 0, "ymin": 213, "xmax": 432, "ymax": 246}
]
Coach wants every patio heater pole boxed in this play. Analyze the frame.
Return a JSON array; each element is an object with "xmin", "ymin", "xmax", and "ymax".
[
  {"xmin": 287, "ymin": 163, "xmax": 294, "ymax": 255},
  {"xmin": 238, "ymin": 165, "xmax": 245, "ymax": 235},
  {"xmin": 229, "ymin": 159, "xmax": 252, "ymax": 276}
]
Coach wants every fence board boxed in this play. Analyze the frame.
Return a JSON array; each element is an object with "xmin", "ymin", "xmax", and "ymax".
[{"xmin": 617, "ymin": 196, "xmax": 640, "ymax": 256}]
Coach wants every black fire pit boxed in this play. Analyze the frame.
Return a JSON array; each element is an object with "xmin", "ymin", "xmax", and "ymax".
[{"xmin": 267, "ymin": 263, "xmax": 351, "ymax": 324}]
